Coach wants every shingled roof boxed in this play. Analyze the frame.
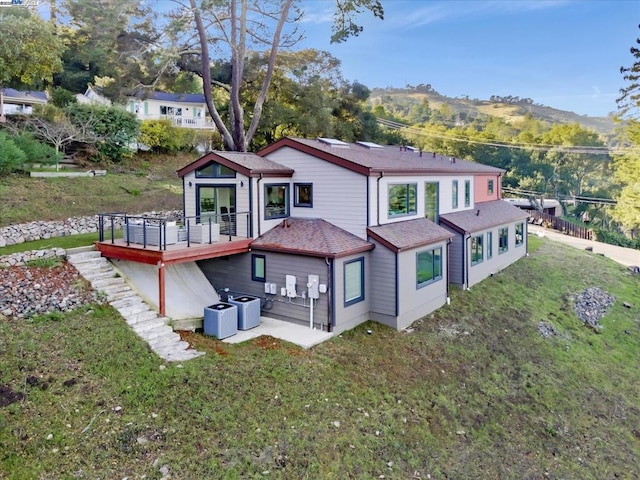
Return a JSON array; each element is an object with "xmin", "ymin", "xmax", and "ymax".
[
  {"xmin": 177, "ymin": 151, "xmax": 294, "ymax": 178},
  {"xmin": 367, "ymin": 218, "xmax": 454, "ymax": 253},
  {"xmin": 439, "ymin": 200, "xmax": 529, "ymax": 234},
  {"xmin": 251, "ymin": 218, "xmax": 374, "ymax": 258},
  {"xmin": 258, "ymin": 137, "xmax": 504, "ymax": 176}
]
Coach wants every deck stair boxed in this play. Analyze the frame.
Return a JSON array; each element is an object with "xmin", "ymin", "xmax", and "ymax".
[{"xmin": 66, "ymin": 248, "xmax": 204, "ymax": 362}]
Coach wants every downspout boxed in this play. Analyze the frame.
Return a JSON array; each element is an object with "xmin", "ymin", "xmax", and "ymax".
[
  {"xmin": 256, "ymin": 173, "xmax": 263, "ymax": 236},
  {"xmin": 446, "ymin": 238, "xmax": 452, "ymax": 304},
  {"xmin": 248, "ymin": 176, "xmax": 253, "ymax": 238},
  {"xmin": 394, "ymin": 252, "xmax": 399, "ymax": 318},
  {"xmin": 376, "ymin": 172, "xmax": 384, "ymax": 226},
  {"xmin": 464, "ymin": 233, "xmax": 472, "ymax": 290},
  {"xmin": 497, "ymin": 173, "xmax": 503, "ymax": 199},
  {"xmin": 325, "ymin": 257, "xmax": 333, "ymax": 332}
]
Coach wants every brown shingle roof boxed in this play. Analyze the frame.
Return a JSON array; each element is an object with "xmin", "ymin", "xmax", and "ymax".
[
  {"xmin": 177, "ymin": 151, "xmax": 294, "ymax": 178},
  {"xmin": 367, "ymin": 218, "xmax": 454, "ymax": 253},
  {"xmin": 439, "ymin": 200, "xmax": 529, "ymax": 234},
  {"xmin": 258, "ymin": 137, "xmax": 504, "ymax": 176},
  {"xmin": 250, "ymin": 218, "xmax": 374, "ymax": 258}
]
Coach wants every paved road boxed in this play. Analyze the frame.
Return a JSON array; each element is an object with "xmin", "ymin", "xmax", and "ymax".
[{"xmin": 529, "ymin": 226, "xmax": 640, "ymax": 268}]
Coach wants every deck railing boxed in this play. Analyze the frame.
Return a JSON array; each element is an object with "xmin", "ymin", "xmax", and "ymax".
[
  {"xmin": 528, "ymin": 211, "xmax": 593, "ymax": 240},
  {"xmin": 98, "ymin": 211, "xmax": 251, "ymax": 250}
]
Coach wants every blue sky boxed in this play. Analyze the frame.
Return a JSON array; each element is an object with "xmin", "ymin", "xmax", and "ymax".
[{"xmin": 297, "ymin": 0, "xmax": 640, "ymax": 117}]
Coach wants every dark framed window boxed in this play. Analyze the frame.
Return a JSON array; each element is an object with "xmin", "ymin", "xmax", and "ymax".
[
  {"xmin": 294, "ymin": 183, "xmax": 313, "ymax": 207},
  {"xmin": 499, "ymin": 227, "xmax": 509, "ymax": 254},
  {"xmin": 464, "ymin": 180, "xmax": 471, "ymax": 207},
  {"xmin": 252, "ymin": 254, "xmax": 266, "ymax": 282},
  {"xmin": 344, "ymin": 257, "xmax": 365, "ymax": 306},
  {"xmin": 388, "ymin": 183, "xmax": 417, "ymax": 217},
  {"xmin": 416, "ymin": 247, "xmax": 443, "ymax": 288},
  {"xmin": 160, "ymin": 105, "xmax": 182, "ymax": 116},
  {"xmin": 488, "ymin": 179, "xmax": 495, "ymax": 195},
  {"xmin": 471, "ymin": 235, "xmax": 483, "ymax": 265},
  {"xmin": 195, "ymin": 162, "xmax": 236, "ymax": 178},
  {"xmin": 515, "ymin": 222, "xmax": 524, "ymax": 246},
  {"xmin": 487, "ymin": 231, "xmax": 493, "ymax": 259},
  {"xmin": 264, "ymin": 184, "xmax": 289, "ymax": 219},
  {"xmin": 452, "ymin": 180, "xmax": 459, "ymax": 209}
]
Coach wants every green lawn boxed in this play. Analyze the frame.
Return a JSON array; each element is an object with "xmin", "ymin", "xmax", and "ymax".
[{"xmin": 1, "ymin": 237, "xmax": 639, "ymax": 478}]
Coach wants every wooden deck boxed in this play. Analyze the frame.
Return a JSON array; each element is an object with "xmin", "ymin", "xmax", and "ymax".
[{"xmin": 95, "ymin": 237, "xmax": 252, "ymax": 266}]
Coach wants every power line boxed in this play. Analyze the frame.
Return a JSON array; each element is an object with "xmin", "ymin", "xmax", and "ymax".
[
  {"xmin": 376, "ymin": 118, "xmax": 628, "ymax": 155},
  {"xmin": 503, "ymin": 187, "xmax": 617, "ymax": 205}
]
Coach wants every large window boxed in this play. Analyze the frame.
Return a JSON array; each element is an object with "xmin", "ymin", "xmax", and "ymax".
[
  {"xmin": 487, "ymin": 179, "xmax": 494, "ymax": 195},
  {"xmin": 252, "ymin": 254, "xmax": 266, "ymax": 282},
  {"xmin": 416, "ymin": 247, "xmax": 443, "ymax": 288},
  {"xmin": 464, "ymin": 180, "xmax": 471, "ymax": 207},
  {"xmin": 388, "ymin": 183, "xmax": 417, "ymax": 216},
  {"xmin": 344, "ymin": 258, "xmax": 365, "ymax": 306},
  {"xmin": 196, "ymin": 162, "xmax": 236, "ymax": 178},
  {"xmin": 499, "ymin": 227, "xmax": 509, "ymax": 254},
  {"xmin": 294, "ymin": 183, "xmax": 313, "ymax": 207},
  {"xmin": 515, "ymin": 222, "xmax": 524, "ymax": 246},
  {"xmin": 471, "ymin": 235, "xmax": 483, "ymax": 265},
  {"xmin": 160, "ymin": 105, "xmax": 182, "ymax": 116},
  {"xmin": 487, "ymin": 231, "xmax": 493, "ymax": 259},
  {"xmin": 265, "ymin": 184, "xmax": 289, "ymax": 219},
  {"xmin": 452, "ymin": 180, "xmax": 459, "ymax": 209}
]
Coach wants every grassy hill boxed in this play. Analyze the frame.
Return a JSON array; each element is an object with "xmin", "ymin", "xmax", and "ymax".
[
  {"xmin": 0, "ymin": 153, "xmax": 194, "ymax": 228},
  {"xmin": 369, "ymin": 87, "xmax": 617, "ymax": 135},
  {"xmin": 1, "ymin": 236, "xmax": 639, "ymax": 478}
]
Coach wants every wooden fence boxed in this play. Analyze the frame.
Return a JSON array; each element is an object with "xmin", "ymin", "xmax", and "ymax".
[{"xmin": 529, "ymin": 211, "xmax": 593, "ymax": 240}]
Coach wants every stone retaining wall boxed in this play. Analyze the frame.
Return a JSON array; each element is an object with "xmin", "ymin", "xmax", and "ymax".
[
  {"xmin": 0, "ymin": 248, "xmax": 67, "ymax": 267},
  {"xmin": 0, "ymin": 211, "xmax": 182, "ymax": 248}
]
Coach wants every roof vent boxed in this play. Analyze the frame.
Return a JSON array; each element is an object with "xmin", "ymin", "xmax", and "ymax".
[
  {"xmin": 317, "ymin": 137, "xmax": 350, "ymax": 148},
  {"xmin": 356, "ymin": 141, "xmax": 384, "ymax": 149}
]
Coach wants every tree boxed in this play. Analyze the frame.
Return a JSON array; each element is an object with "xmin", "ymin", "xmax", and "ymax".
[
  {"xmin": 611, "ymin": 121, "xmax": 640, "ymax": 234},
  {"xmin": 170, "ymin": 0, "xmax": 383, "ymax": 151},
  {"xmin": 0, "ymin": 9, "xmax": 64, "ymax": 88},
  {"xmin": 617, "ymin": 24, "xmax": 640, "ymax": 119}
]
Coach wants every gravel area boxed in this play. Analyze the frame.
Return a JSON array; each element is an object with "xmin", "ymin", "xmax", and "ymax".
[
  {"xmin": 573, "ymin": 287, "xmax": 616, "ymax": 331},
  {"xmin": 0, "ymin": 262, "xmax": 98, "ymax": 319}
]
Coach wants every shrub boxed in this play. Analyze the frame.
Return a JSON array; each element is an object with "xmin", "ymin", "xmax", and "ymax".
[
  {"xmin": 139, "ymin": 120, "xmax": 211, "ymax": 153},
  {"xmin": 49, "ymin": 87, "xmax": 77, "ymax": 108},
  {"xmin": 12, "ymin": 132, "xmax": 62, "ymax": 165},
  {"xmin": 0, "ymin": 131, "xmax": 27, "ymax": 175}
]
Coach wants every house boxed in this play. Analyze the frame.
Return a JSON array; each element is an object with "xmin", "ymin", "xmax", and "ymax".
[
  {"xmin": 170, "ymin": 137, "xmax": 528, "ymax": 333},
  {"xmin": 0, "ymin": 88, "xmax": 48, "ymax": 121},
  {"xmin": 125, "ymin": 91, "xmax": 215, "ymax": 130}
]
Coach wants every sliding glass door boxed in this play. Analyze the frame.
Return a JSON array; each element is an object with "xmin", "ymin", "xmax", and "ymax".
[{"xmin": 197, "ymin": 185, "xmax": 236, "ymax": 234}]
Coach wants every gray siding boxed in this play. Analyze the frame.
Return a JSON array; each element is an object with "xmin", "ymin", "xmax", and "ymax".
[
  {"xmin": 332, "ymin": 253, "xmax": 372, "ymax": 334},
  {"xmin": 198, "ymin": 252, "xmax": 330, "ymax": 330},
  {"xmin": 263, "ymin": 147, "xmax": 369, "ymax": 239},
  {"xmin": 368, "ymin": 238, "xmax": 397, "ymax": 317},
  {"xmin": 447, "ymin": 232, "xmax": 464, "ymax": 285}
]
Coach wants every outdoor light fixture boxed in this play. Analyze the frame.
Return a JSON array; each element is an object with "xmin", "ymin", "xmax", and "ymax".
[
  {"xmin": 240, "ymin": 181, "xmax": 244, "ymax": 187},
  {"xmin": 188, "ymin": 181, "xmax": 193, "ymax": 187}
]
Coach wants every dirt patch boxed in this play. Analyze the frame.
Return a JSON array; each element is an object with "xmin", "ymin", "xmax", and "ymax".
[
  {"xmin": 0, "ymin": 384, "xmax": 25, "ymax": 407},
  {"xmin": 253, "ymin": 336, "xmax": 282, "ymax": 350}
]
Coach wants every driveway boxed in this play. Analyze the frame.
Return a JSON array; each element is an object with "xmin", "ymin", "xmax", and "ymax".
[{"xmin": 529, "ymin": 226, "xmax": 640, "ymax": 268}]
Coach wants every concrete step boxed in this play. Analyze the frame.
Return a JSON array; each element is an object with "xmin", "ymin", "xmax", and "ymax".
[
  {"xmin": 105, "ymin": 289, "xmax": 137, "ymax": 303},
  {"xmin": 67, "ymin": 251, "xmax": 103, "ymax": 264},
  {"xmin": 148, "ymin": 335, "xmax": 187, "ymax": 351},
  {"xmin": 142, "ymin": 328, "xmax": 181, "ymax": 343},
  {"xmin": 118, "ymin": 303, "xmax": 150, "ymax": 317},
  {"xmin": 101, "ymin": 284, "xmax": 132, "ymax": 296},
  {"xmin": 83, "ymin": 270, "xmax": 116, "ymax": 281},
  {"xmin": 110, "ymin": 295, "xmax": 144, "ymax": 309},
  {"xmin": 160, "ymin": 349, "xmax": 206, "ymax": 362},
  {"xmin": 74, "ymin": 262, "xmax": 111, "ymax": 274},
  {"xmin": 130, "ymin": 319, "xmax": 169, "ymax": 335},
  {"xmin": 92, "ymin": 276, "xmax": 126, "ymax": 289},
  {"xmin": 127, "ymin": 310, "xmax": 160, "ymax": 325}
]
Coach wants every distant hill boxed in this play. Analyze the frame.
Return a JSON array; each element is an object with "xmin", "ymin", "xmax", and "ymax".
[{"xmin": 368, "ymin": 86, "xmax": 617, "ymax": 135}]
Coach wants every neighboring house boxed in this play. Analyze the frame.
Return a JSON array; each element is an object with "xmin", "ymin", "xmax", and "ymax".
[
  {"xmin": 125, "ymin": 91, "xmax": 214, "ymax": 130},
  {"xmin": 0, "ymin": 88, "xmax": 48, "ymax": 120},
  {"xmin": 503, "ymin": 197, "xmax": 562, "ymax": 216},
  {"xmin": 174, "ymin": 137, "xmax": 528, "ymax": 333}
]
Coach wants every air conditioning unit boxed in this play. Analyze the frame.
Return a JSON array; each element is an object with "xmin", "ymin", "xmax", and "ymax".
[
  {"xmin": 229, "ymin": 296, "xmax": 261, "ymax": 330},
  {"xmin": 203, "ymin": 303, "xmax": 238, "ymax": 339}
]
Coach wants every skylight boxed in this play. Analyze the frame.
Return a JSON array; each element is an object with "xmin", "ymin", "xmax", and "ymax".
[
  {"xmin": 317, "ymin": 138, "xmax": 350, "ymax": 148},
  {"xmin": 356, "ymin": 141, "xmax": 384, "ymax": 149}
]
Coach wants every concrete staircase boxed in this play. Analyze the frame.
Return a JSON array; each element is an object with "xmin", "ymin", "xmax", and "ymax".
[{"xmin": 67, "ymin": 248, "xmax": 205, "ymax": 362}]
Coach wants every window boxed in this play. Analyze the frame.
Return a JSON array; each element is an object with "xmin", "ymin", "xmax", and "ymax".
[
  {"xmin": 464, "ymin": 180, "xmax": 471, "ymax": 207},
  {"xmin": 515, "ymin": 222, "xmax": 524, "ymax": 246},
  {"xmin": 488, "ymin": 179, "xmax": 494, "ymax": 195},
  {"xmin": 252, "ymin": 254, "xmax": 266, "ymax": 282},
  {"xmin": 487, "ymin": 231, "xmax": 493, "ymax": 259},
  {"xmin": 265, "ymin": 184, "xmax": 289, "ymax": 219},
  {"xmin": 344, "ymin": 258, "xmax": 365, "ymax": 306},
  {"xmin": 452, "ymin": 180, "xmax": 459, "ymax": 209},
  {"xmin": 416, "ymin": 248, "xmax": 443, "ymax": 288},
  {"xmin": 388, "ymin": 183, "xmax": 417, "ymax": 216},
  {"xmin": 499, "ymin": 227, "xmax": 509, "ymax": 254},
  {"xmin": 471, "ymin": 235, "xmax": 483, "ymax": 265},
  {"xmin": 160, "ymin": 105, "xmax": 182, "ymax": 116},
  {"xmin": 294, "ymin": 183, "xmax": 313, "ymax": 207},
  {"xmin": 425, "ymin": 182, "xmax": 439, "ymax": 221},
  {"xmin": 195, "ymin": 162, "xmax": 236, "ymax": 178}
]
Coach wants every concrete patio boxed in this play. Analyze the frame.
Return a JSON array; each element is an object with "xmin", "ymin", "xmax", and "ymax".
[{"xmin": 221, "ymin": 316, "xmax": 335, "ymax": 349}]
